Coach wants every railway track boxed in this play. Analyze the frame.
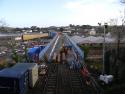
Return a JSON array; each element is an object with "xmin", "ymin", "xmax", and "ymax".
[
  {"xmin": 43, "ymin": 63, "xmax": 58, "ymax": 94},
  {"xmin": 27, "ymin": 33, "xmax": 103, "ymax": 94},
  {"xmin": 42, "ymin": 63, "xmax": 98, "ymax": 94},
  {"xmin": 27, "ymin": 63, "xmax": 101, "ymax": 94},
  {"xmin": 70, "ymin": 70, "xmax": 84, "ymax": 94}
]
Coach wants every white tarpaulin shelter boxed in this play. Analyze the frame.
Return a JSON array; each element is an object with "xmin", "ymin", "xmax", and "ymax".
[{"xmin": 71, "ymin": 36, "xmax": 115, "ymax": 44}]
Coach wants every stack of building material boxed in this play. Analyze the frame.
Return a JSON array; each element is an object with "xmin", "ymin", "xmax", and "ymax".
[
  {"xmin": 62, "ymin": 52, "xmax": 66, "ymax": 64},
  {"xmin": 52, "ymin": 53, "xmax": 57, "ymax": 63},
  {"xmin": 57, "ymin": 53, "xmax": 61, "ymax": 63}
]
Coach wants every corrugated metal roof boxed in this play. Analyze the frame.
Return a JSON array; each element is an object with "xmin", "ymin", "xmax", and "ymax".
[
  {"xmin": 0, "ymin": 67, "xmax": 27, "ymax": 78},
  {"xmin": 11, "ymin": 63, "xmax": 37, "ymax": 70},
  {"xmin": 0, "ymin": 63, "xmax": 37, "ymax": 78},
  {"xmin": 71, "ymin": 35, "xmax": 115, "ymax": 44}
]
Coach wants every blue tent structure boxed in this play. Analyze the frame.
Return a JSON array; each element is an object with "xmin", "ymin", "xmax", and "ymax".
[
  {"xmin": 28, "ymin": 47, "xmax": 40, "ymax": 58},
  {"xmin": 27, "ymin": 46, "xmax": 45, "ymax": 62}
]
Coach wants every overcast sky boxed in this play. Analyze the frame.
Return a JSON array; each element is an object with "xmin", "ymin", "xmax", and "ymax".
[{"xmin": 0, "ymin": 0, "xmax": 123, "ymax": 27}]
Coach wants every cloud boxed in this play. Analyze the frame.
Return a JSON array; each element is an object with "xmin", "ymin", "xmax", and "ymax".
[
  {"xmin": 64, "ymin": 0, "xmax": 121, "ymax": 25},
  {"xmin": 106, "ymin": 0, "xmax": 119, "ymax": 3},
  {"xmin": 64, "ymin": 0, "xmax": 119, "ymax": 10},
  {"xmin": 64, "ymin": 0, "xmax": 95, "ymax": 9},
  {"xmin": 64, "ymin": 1, "xmax": 83, "ymax": 9}
]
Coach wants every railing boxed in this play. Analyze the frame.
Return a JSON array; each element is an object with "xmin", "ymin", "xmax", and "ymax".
[
  {"xmin": 39, "ymin": 33, "xmax": 58, "ymax": 63},
  {"xmin": 64, "ymin": 34, "xmax": 84, "ymax": 63},
  {"xmin": 39, "ymin": 33, "xmax": 84, "ymax": 65}
]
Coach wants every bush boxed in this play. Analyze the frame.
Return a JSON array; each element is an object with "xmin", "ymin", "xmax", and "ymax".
[{"xmin": 79, "ymin": 45, "xmax": 90, "ymax": 61}]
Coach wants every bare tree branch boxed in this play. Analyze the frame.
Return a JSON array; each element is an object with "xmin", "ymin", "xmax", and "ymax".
[
  {"xmin": 0, "ymin": 18, "xmax": 7, "ymax": 27},
  {"xmin": 120, "ymin": 0, "xmax": 125, "ymax": 4}
]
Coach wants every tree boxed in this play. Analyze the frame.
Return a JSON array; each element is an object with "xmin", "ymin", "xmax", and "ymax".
[
  {"xmin": 81, "ymin": 25, "xmax": 92, "ymax": 29},
  {"xmin": 9, "ymin": 39, "xmax": 19, "ymax": 63},
  {"xmin": 60, "ymin": 27, "xmax": 64, "ymax": 32},
  {"xmin": 69, "ymin": 24, "xmax": 74, "ymax": 27},
  {"xmin": 0, "ymin": 18, "xmax": 8, "ymax": 32},
  {"xmin": 79, "ymin": 45, "xmax": 90, "ymax": 62},
  {"xmin": 108, "ymin": 17, "xmax": 125, "ymax": 78},
  {"xmin": 0, "ymin": 18, "xmax": 7, "ymax": 26},
  {"xmin": 24, "ymin": 44, "xmax": 29, "ymax": 62},
  {"xmin": 12, "ymin": 49, "xmax": 19, "ymax": 63},
  {"xmin": 120, "ymin": 0, "xmax": 125, "ymax": 4}
]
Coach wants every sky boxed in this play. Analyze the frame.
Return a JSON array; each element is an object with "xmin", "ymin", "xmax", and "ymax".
[{"xmin": 0, "ymin": 0, "xmax": 124, "ymax": 27}]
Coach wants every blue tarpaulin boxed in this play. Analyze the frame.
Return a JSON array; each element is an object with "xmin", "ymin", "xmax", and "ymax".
[
  {"xmin": 28, "ymin": 46, "xmax": 45, "ymax": 58},
  {"xmin": 28, "ymin": 47, "xmax": 40, "ymax": 58}
]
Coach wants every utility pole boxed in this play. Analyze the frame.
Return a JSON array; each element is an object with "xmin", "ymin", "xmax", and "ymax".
[
  {"xmin": 117, "ymin": 8, "xmax": 125, "ymax": 59},
  {"xmin": 98, "ymin": 22, "xmax": 108, "ymax": 74},
  {"xmin": 103, "ymin": 23, "xmax": 108, "ymax": 74}
]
